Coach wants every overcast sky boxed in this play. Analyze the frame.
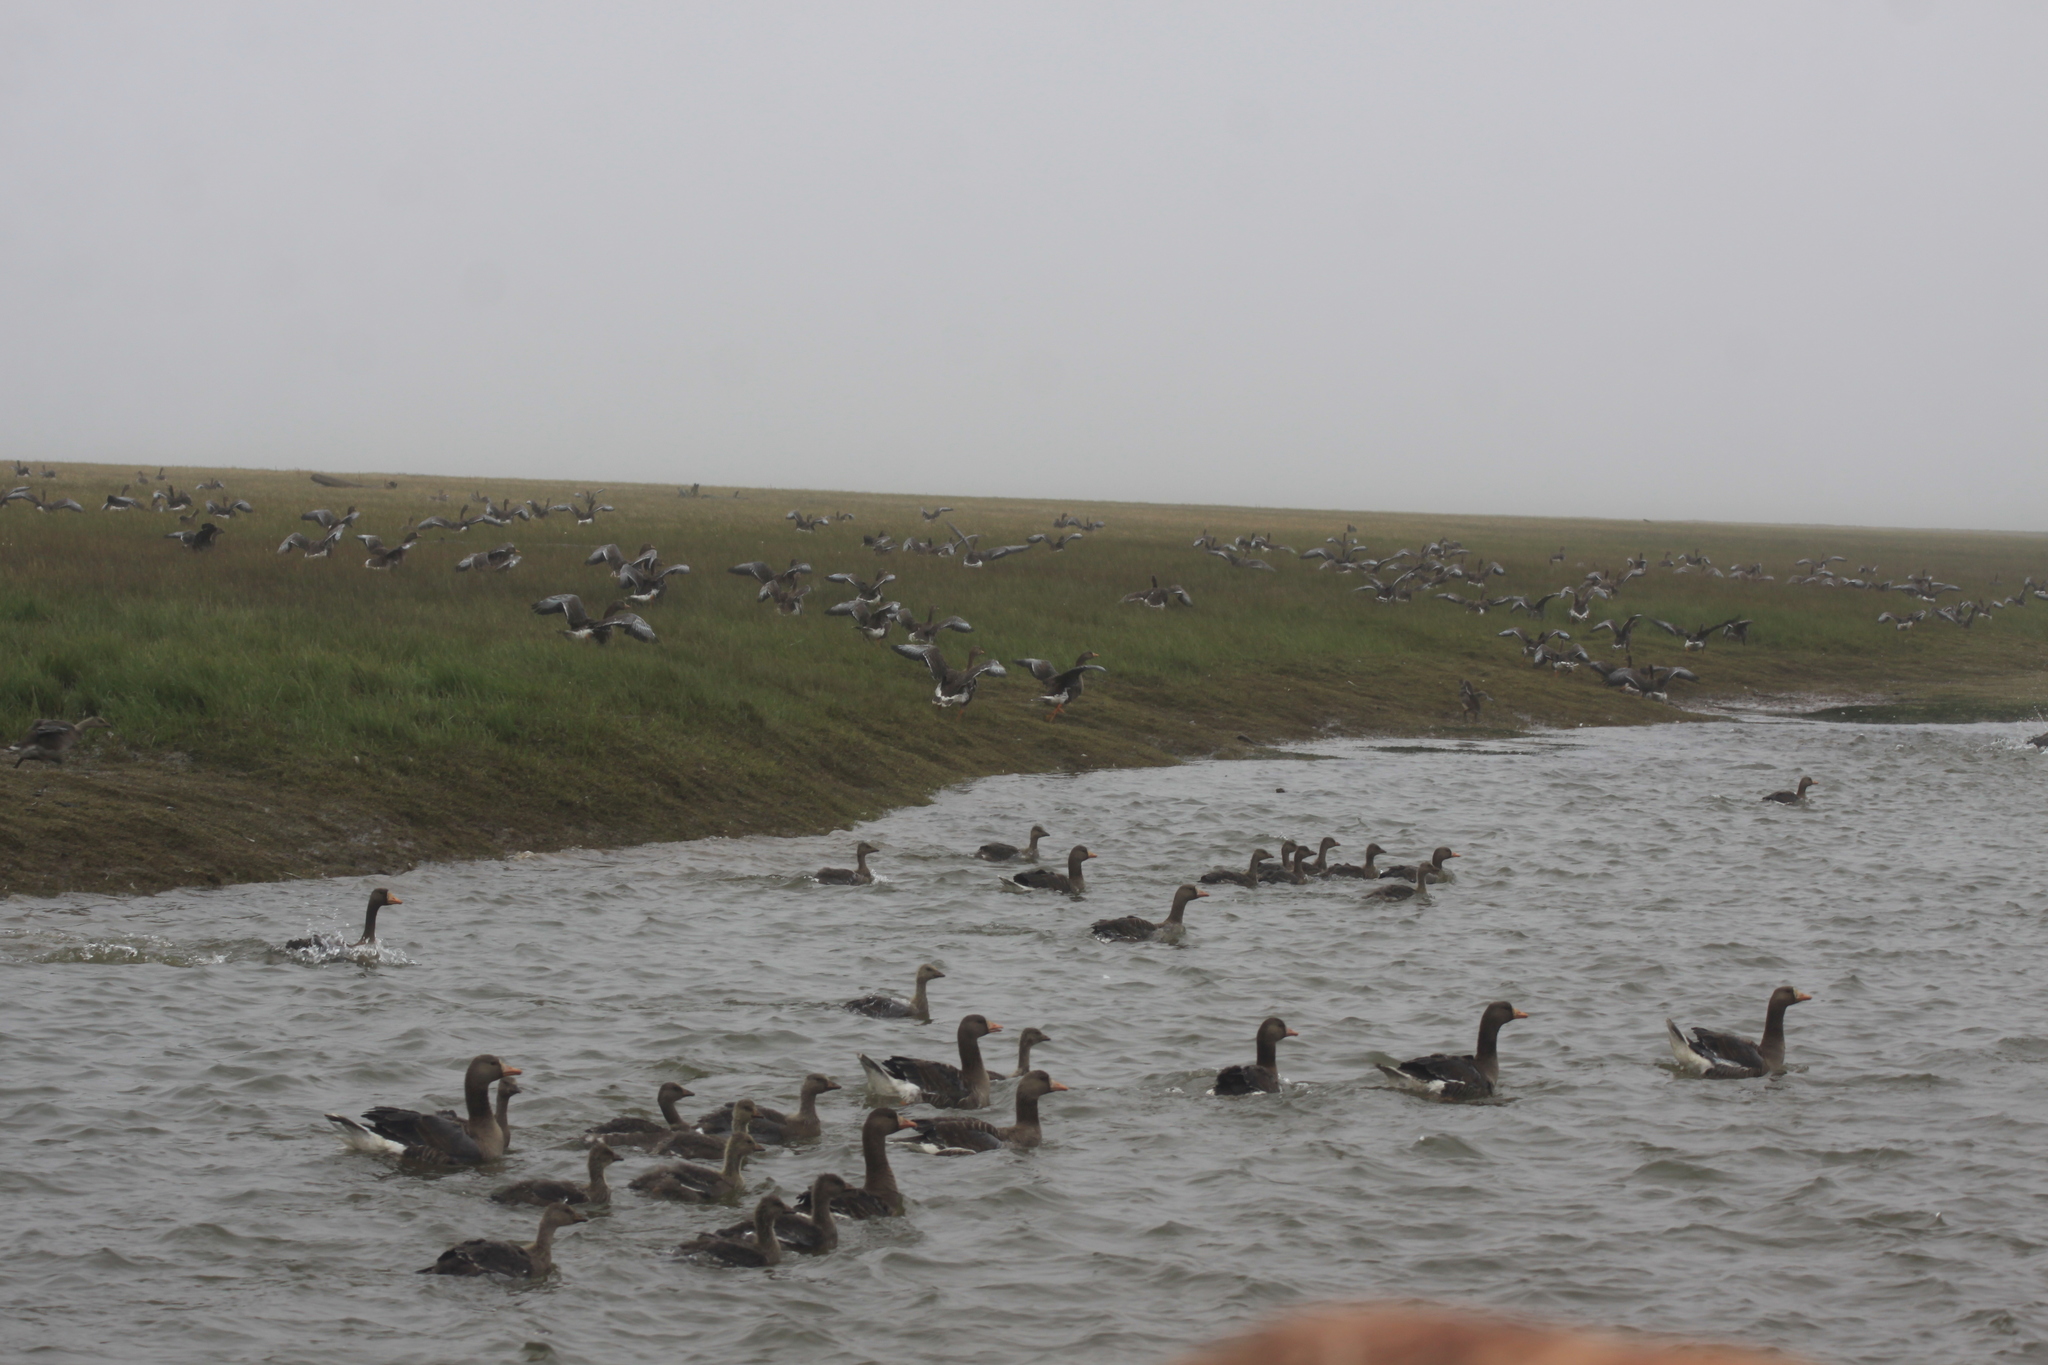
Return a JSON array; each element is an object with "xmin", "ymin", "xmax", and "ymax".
[{"xmin": 2, "ymin": 3, "xmax": 2044, "ymax": 528}]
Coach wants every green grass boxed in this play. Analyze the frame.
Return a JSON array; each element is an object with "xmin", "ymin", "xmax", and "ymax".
[{"xmin": 5, "ymin": 463, "xmax": 2047, "ymax": 896}]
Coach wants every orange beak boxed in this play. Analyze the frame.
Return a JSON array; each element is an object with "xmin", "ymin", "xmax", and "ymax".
[
  {"xmin": 987, "ymin": 1022, "xmax": 1004, "ymax": 1032},
  {"xmin": 387, "ymin": 895, "xmax": 404, "ymax": 905},
  {"xmin": 1086, "ymin": 853, "xmax": 1098, "ymax": 860},
  {"xmin": 1445, "ymin": 853, "xmax": 1461, "ymax": 859},
  {"xmin": 1049, "ymin": 1081, "xmax": 1070, "ymax": 1091},
  {"xmin": 1285, "ymin": 1029, "xmax": 1300, "ymax": 1038},
  {"xmin": 1195, "ymin": 889, "xmax": 1209, "ymax": 898},
  {"xmin": 502, "ymin": 1066, "xmax": 524, "ymax": 1076},
  {"xmin": 1795, "ymin": 992, "xmax": 1812, "ymax": 1002},
  {"xmin": 896, "ymin": 1117, "xmax": 919, "ymax": 1130},
  {"xmin": 1512, "ymin": 1010, "xmax": 1530, "ymax": 1020}
]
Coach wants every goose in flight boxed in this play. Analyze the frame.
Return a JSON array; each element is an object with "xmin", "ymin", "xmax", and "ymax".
[
  {"xmin": 531, "ymin": 595, "xmax": 658, "ymax": 643},
  {"xmin": 1014, "ymin": 652, "xmax": 1105, "ymax": 720},
  {"xmin": 455, "ymin": 542, "xmax": 522, "ymax": 573},
  {"xmin": 892, "ymin": 643, "xmax": 1006, "ymax": 708},
  {"xmin": 1121, "ymin": 577, "xmax": 1193, "ymax": 609},
  {"xmin": 728, "ymin": 559, "xmax": 812, "ymax": 602},
  {"xmin": 166, "ymin": 522, "xmax": 223, "ymax": 550},
  {"xmin": 11, "ymin": 716, "xmax": 113, "ymax": 767}
]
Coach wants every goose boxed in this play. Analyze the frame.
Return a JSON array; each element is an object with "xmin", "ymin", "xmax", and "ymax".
[
  {"xmin": 164, "ymin": 522, "xmax": 220, "ymax": 549},
  {"xmin": 1763, "ymin": 777, "xmax": 1819, "ymax": 805},
  {"xmin": 359, "ymin": 530, "xmax": 418, "ymax": 569},
  {"xmin": 492, "ymin": 1074, "xmax": 520, "ymax": 1145},
  {"xmin": 794, "ymin": 1108, "xmax": 916, "ymax": 1219},
  {"xmin": 1214, "ymin": 1017, "xmax": 1298, "ymax": 1095},
  {"xmin": 815, "ymin": 841, "xmax": 879, "ymax": 885},
  {"xmin": 582, "ymin": 1082, "xmax": 696, "ymax": 1150},
  {"xmin": 419, "ymin": 1201, "xmax": 586, "ymax": 1279},
  {"xmin": 1377, "ymin": 1001, "xmax": 1527, "ymax": 1100},
  {"xmin": 1362, "ymin": 863, "xmax": 1431, "ymax": 904},
  {"xmin": 1303, "ymin": 837, "xmax": 1341, "ymax": 875},
  {"xmin": 1323, "ymin": 843, "xmax": 1387, "ymax": 879},
  {"xmin": 102, "ymin": 493, "xmax": 144, "ymax": 511},
  {"xmin": 301, "ymin": 506, "xmax": 359, "ymax": 529},
  {"xmin": 1257, "ymin": 842, "xmax": 1310, "ymax": 884},
  {"xmin": 1667, "ymin": 987, "xmax": 1811, "ymax": 1079},
  {"xmin": 531, "ymin": 594, "xmax": 657, "ymax": 644},
  {"xmin": 975, "ymin": 825, "xmax": 1050, "ymax": 863},
  {"xmin": 1200, "ymin": 849, "xmax": 1273, "ymax": 888},
  {"xmin": 859, "ymin": 1014, "xmax": 1002, "ymax": 1108},
  {"xmin": 455, "ymin": 542, "xmax": 522, "ymax": 573},
  {"xmin": 893, "ymin": 643, "xmax": 1006, "ymax": 708},
  {"xmin": 10, "ymin": 716, "xmax": 113, "ymax": 767},
  {"xmin": 490, "ymin": 1142, "xmax": 620, "ymax": 1207},
  {"xmin": 284, "ymin": 888, "xmax": 403, "ymax": 954},
  {"xmin": 1091, "ymin": 885, "xmax": 1206, "ymax": 944},
  {"xmin": 2028, "ymin": 731, "xmax": 2048, "ymax": 750},
  {"xmin": 728, "ymin": 558, "xmax": 812, "ymax": 601},
  {"xmin": 898, "ymin": 1070, "xmax": 1068, "ymax": 1153},
  {"xmin": 276, "ymin": 527, "xmax": 344, "ymax": 557},
  {"xmin": 701, "ymin": 1173, "xmax": 849, "ymax": 1255},
  {"xmin": 325, "ymin": 1054, "xmax": 521, "ymax": 1164},
  {"xmin": 1013, "ymin": 652, "xmax": 1106, "ymax": 720},
  {"xmin": 1380, "ymin": 847, "xmax": 1460, "ymax": 883},
  {"xmin": 696, "ymin": 1074, "xmax": 841, "ymax": 1143},
  {"xmin": 844, "ymin": 963, "xmax": 944, "ymax": 1021},
  {"xmin": 898, "ymin": 608, "xmax": 974, "ymax": 644},
  {"xmin": 1120, "ymin": 576, "xmax": 1194, "ymax": 608},
  {"xmin": 629, "ymin": 1103, "xmax": 764, "ymax": 1202},
  {"xmin": 1001, "ymin": 1026, "xmax": 1052, "ymax": 1079},
  {"xmin": 679, "ymin": 1195, "xmax": 792, "ymax": 1267},
  {"xmin": 1007, "ymin": 844, "xmax": 1095, "ymax": 895}
]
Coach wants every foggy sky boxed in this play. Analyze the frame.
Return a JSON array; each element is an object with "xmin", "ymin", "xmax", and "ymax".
[{"xmin": 3, "ymin": 3, "xmax": 2044, "ymax": 529}]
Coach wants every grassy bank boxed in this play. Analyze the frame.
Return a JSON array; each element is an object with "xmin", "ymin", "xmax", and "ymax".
[{"xmin": 5, "ymin": 464, "xmax": 2046, "ymax": 897}]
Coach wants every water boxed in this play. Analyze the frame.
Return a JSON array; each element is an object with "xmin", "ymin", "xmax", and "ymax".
[{"xmin": 3, "ymin": 719, "xmax": 2045, "ymax": 1365}]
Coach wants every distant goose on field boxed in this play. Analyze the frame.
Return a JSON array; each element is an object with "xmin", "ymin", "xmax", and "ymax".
[
  {"xmin": 920, "ymin": 506, "xmax": 954, "ymax": 521},
  {"xmin": 1666, "ymin": 986, "xmax": 1811, "ymax": 1079},
  {"xmin": 455, "ymin": 542, "xmax": 522, "ymax": 573},
  {"xmin": 1763, "ymin": 776, "xmax": 1819, "ymax": 804},
  {"xmin": 11, "ymin": 715, "xmax": 113, "ymax": 767},
  {"xmin": 1201, "ymin": 849, "xmax": 1272, "ymax": 888},
  {"xmin": 419, "ymin": 1201, "xmax": 586, "ymax": 1279},
  {"xmin": 975, "ymin": 825, "xmax": 1049, "ymax": 862},
  {"xmin": 845, "ymin": 963, "xmax": 945, "ymax": 1021},
  {"xmin": 300, "ymin": 505, "xmax": 359, "ymax": 529},
  {"xmin": 1323, "ymin": 842, "xmax": 1387, "ymax": 879},
  {"xmin": 358, "ymin": 530, "xmax": 418, "ymax": 569},
  {"xmin": 583, "ymin": 1082, "xmax": 696, "ymax": 1150},
  {"xmin": 1091, "ymin": 884, "xmax": 1206, "ymax": 944},
  {"xmin": 897, "ymin": 1070, "xmax": 1068, "ymax": 1153},
  {"xmin": 1377, "ymin": 1001, "xmax": 1526, "ymax": 1101},
  {"xmin": 728, "ymin": 558, "xmax": 812, "ymax": 602},
  {"xmin": 858, "ymin": 1013, "xmax": 1003, "ymax": 1109},
  {"xmin": 893, "ymin": 643, "xmax": 1005, "ymax": 709},
  {"xmin": 277, "ymin": 527, "xmax": 344, "ymax": 557},
  {"xmin": 1121, "ymin": 576, "xmax": 1194, "ymax": 609},
  {"xmin": 897, "ymin": 607, "xmax": 974, "ymax": 645},
  {"xmin": 165, "ymin": 522, "xmax": 221, "ymax": 549},
  {"xmin": 814, "ymin": 841, "xmax": 879, "ymax": 885},
  {"xmin": 531, "ymin": 594, "xmax": 657, "ymax": 644},
  {"xmin": 102, "ymin": 492, "xmax": 144, "ymax": 511},
  {"xmin": 284, "ymin": 887, "xmax": 402, "ymax": 953},
  {"xmin": 325, "ymin": 1054, "xmax": 521, "ymax": 1164},
  {"xmin": 1026, "ymin": 532, "xmax": 1085, "ymax": 551},
  {"xmin": 1213, "ymin": 1016, "xmax": 1297, "ymax": 1095},
  {"xmin": 491, "ymin": 1141, "xmax": 619, "ymax": 1208},
  {"xmin": 1007, "ymin": 844, "xmax": 1095, "ymax": 895}
]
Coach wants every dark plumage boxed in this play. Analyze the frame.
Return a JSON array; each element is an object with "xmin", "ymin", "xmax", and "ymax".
[
  {"xmin": 419, "ymin": 1202, "xmax": 586, "ymax": 1279},
  {"xmin": 284, "ymin": 887, "xmax": 402, "ymax": 953},
  {"xmin": 1214, "ymin": 1016, "xmax": 1298, "ymax": 1095},
  {"xmin": 629, "ymin": 1103, "xmax": 763, "ymax": 1202},
  {"xmin": 1377, "ymin": 1001, "xmax": 1527, "ymax": 1100},
  {"xmin": 1763, "ymin": 776, "xmax": 1819, "ymax": 804},
  {"xmin": 859, "ymin": 1014, "xmax": 1003, "ymax": 1109},
  {"xmin": 844, "ymin": 963, "xmax": 944, "ymax": 1021},
  {"xmin": 898, "ymin": 1070, "xmax": 1068, "ymax": 1152},
  {"xmin": 325, "ymin": 1054, "xmax": 520, "ymax": 1165},
  {"xmin": 582, "ymin": 1082, "xmax": 696, "ymax": 1150},
  {"xmin": 695, "ymin": 1073, "xmax": 841, "ymax": 1143},
  {"xmin": 1091, "ymin": 884, "xmax": 1206, "ymax": 944},
  {"xmin": 975, "ymin": 825, "xmax": 1050, "ymax": 862},
  {"xmin": 1007, "ymin": 844, "xmax": 1096, "ymax": 895},
  {"xmin": 794, "ymin": 1108, "xmax": 916, "ymax": 1219},
  {"xmin": 491, "ymin": 1142, "xmax": 619, "ymax": 1207},
  {"xmin": 1667, "ymin": 986, "xmax": 1811, "ymax": 1079},
  {"xmin": 1200, "ymin": 849, "xmax": 1272, "ymax": 888},
  {"xmin": 815, "ymin": 841, "xmax": 880, "ymax": 885},
  {"xmin": 701, "ymin": 1173, "xmax": 850, "ymax": 1255}
]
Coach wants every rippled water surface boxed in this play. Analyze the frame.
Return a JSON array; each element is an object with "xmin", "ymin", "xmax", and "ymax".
[{"xmin": 5, "ymin": 720, "xmax": 2047, "ymax": 1365}]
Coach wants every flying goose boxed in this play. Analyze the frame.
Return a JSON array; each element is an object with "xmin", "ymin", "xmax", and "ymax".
[
  {"xmin": 11, "ymin": 716, "xmax": 113, "ymax": 767},
  {"xmin": 1014, "ymin": 652, "xmax": 1105, "ymax": 721},
  {"xmin": 899, "ymin": 608, "xmax": 974, "ymax": 644},
  {"xmin": 1121, "ymin": 577, "xmax": 1194, "ymax": 609},
  {"xmin": 455, "ymin": 542, "xmax": 522, "ymax": 572},
  {"xmin": 728, "ymin": 559, "xmax": 812, "ymax": 601},
  {"xmin": 531, "ymin": 595, "xmax": 657, "ymax": 643},
  {"xmin": 892, "ymin": 643, "xmax": 1006, "ymax": 709},
  {"xmin": 165, "ymin": 522, "xmax": 221, "ymax": 549}
]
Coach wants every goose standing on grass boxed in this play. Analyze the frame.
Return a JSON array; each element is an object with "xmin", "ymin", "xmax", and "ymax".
[
  {"xmin": 491, "ymin": 1142, "xmax": 619, "ymax": 1207},
  {"xmin": 1763, "ymin": 776, "xmax": 1820, "ymax": 805},
  {"xmin": 1380, "ymin": 847, "xmax": 1460, "ymax": 882},
  {"xmin": 284, "ymin": 887, "xmax": 402, "ymax": 954},
  {"xmin": 815, "ymin": 842, "xmax": 879, "ymax": 885},
  {"xmin": 975, "ymin": 825, "xmax": 1050, "ymax": 862},
  {"xmin": 1324, "ymin": 843, "xmax": 1387, "ymax": 879},
  {"xmin": 1377, "ymin": 1002, "xmax": 1527, "ymax": 1100},
  {"xmin": 1015, "ymin": 652, "xmax": 1107, "ymax": 721},
  {"xmin": 1092, "ymin": 885, "xmax": 1206, "ymax": 944},
  {"xmin": 582, "ymin": 1082, "xmax": 695, "ymax": 1150},
  {"xmin": 702, "ymin": 1173, "xmax": 849, "ymax": 1255},
  {"xmin": 1214, "ymin": 1017, "xmax": 1298, "ymax": 1096},
  {"xmin": 419, "ymin": 1202, "xmax": 586, "ymax": 1279},
  {"xmin": 844, "ymin": 964, "xmax": 944, "ymax": 1021},
  {"xmin": 796, "ymin": 1108, "xmax": 915, "ymax": 1219},
  {"xmin": 630, "ymin": 1102, "xmax": 763, "ymax": 1202},
  {"xmin": 859, "ymin": 1014, "xmax": 1003, "ymax": 1108},
  {"xmin": 325, "ymin": 1055, "xmax": 521, "ymax": 1164},
  {"xmin": 1201, "ymin": 849, "xmax": 1273, "ymax": 888},
  {"xmin": 696, "ymin": 1074, "xmax": 841, "ymax": 1143},
  {"xmin": 1666, "ymin": 987, "xmax": 1811, "ymax": 1078},
  {"xmin": 893, "ymin": 642, "xmax": 1007, "ymax": 709},
  {"xmin": 10, "ymin": 716, "xmax": 113, "ymax": 767},
  {"xmin": 680, "ymin": 1195, "xmax": 792, "ymax": 1268},
  {"xmin": 1001, "ymin": 1026, "xmax": 1052, "ymax": 1078},
  {"xmin": 1007, "ymin": 844, "xmax": 1096, "ymax": 895},
  {"xmin": 898, "ymin": 1071, "xmax": 1069, "ymax": 1153}
]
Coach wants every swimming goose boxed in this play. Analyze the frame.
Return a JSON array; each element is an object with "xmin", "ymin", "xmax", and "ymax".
[
  {"xmin": 1377, "ymin": 1001, "xmax": 1527, "ymax": 1100},
  {"xmin": 1362, "ymin": 863, "xmax": 1431, "ymax": 904},
  {"xmin": 702, "ymin": 1173, "xmax": 849, "ymax": 1254},
  {"xmin": 975, "ymin": 825, "xmax": 1050, "ymax": 862},
  {"xmin": 326, "ymin": 1054, "xmax": 521, "ymax": 1164},
  {"xmin": 682, "ymin": 1195, "xmax": 792, "ymax": 1268},
  {"xmin": 859, "ymin": 1014, "xmax": 1003, "ymax": 1108},
  {"xmin": 1666, "ymin": 986, "xmax": 1811, "ymax": 1079},
  {"xmin": 530, "ymin": 594, "xmax": 658, "ymax": 644},
  {"xmin": 1214, "ymin": 1017, "xmax": 1298, "ymax": 1095},
  {"xmin": 490, "ymin": 1142, "xmax": 619, "ymax": 1207},
  {"xmin": 893, "ymin": 643, "xmax": 1006, "ymax": 708},
  {"xmin": 284, "ymin": 887, "xmax": 402, "ymax": 953},
  {"xmin": 492, "ymin": 1074, "xmax": 520, "ymax": 1145},
  {"xmin": 815, "ymin": 842, "xmax": 879, "ymax": 885},
  {"xmin": 629, "ymin": 1103, "xmax": 763, "ymax": 1202},
  {"xmin": 10, "ymin": 716, "xmax": 113, "ymax": 767},
  {"xmin": 1200, "ymin": 849, "xmax": 1273, "ymax": 888},
  {"xmin": 795, "ymin": 1108, "xmax": 916, "ymax": 1219},
  {"xmin": 696, "ymin": 1074, "xmax": 841, "ymax": 1143},
  {"xmin": 844, "ymin": 963, "xmax": 944, "ymax": 1021},
  {"xmin": 1001, "ymin": 1026, "xmax": 1052, "ymax": 1078},
  {"xmin": 1380, "ymin": 847, "xmax": 1460, "ymax": 883},
  {"xmin": 419, "ymin": 1202, "xmax": 586, "ymax": 1279},
  {"xmin": 1259, "ymin": 842, "xmax": 1312, "ymax": 884},
  {"xmin": 1303, "ymin": 837, "xmax": 1341, "ymax": 875},
  {"xmin": 582, "ymin": 1082, "xmax": 696, "ymax": 1149},
  {"xmin": 1324, "ymin": 843, "xmax": 1387, "ymax": 879},
  {"xmin": 1762, "ymin": 777, "xmax": 1819, "ymax": 804},
  {"xmin": 1013, "ymin": 652, "xmax": 1106, "ymax": 720},
  {"xmin": 1092, "ymin": 885, "xmax": 1206, "ymax": 944},
  {"xmin": 1007, "ymin": 844, "xmax": 1095, "ymax": 895},
  {"xmin": 899, "ymin": 1070, "xmax": 1069, "ymax": 1153}
]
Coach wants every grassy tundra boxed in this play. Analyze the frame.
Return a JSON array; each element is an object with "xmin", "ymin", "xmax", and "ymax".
[{"xmin": 4, "ymin": 463, "xmax": 2045, "ymax": 896}]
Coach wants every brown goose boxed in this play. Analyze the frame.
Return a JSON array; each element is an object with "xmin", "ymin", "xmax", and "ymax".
[
  {"xmin": 892, "ymin": 643, "xmax": 1007, "ymax": 709},
  {"xmin": 975, "ymin": 825, "xmax": 1050, "ymax": 862},
  {"xmin": 1008, "ymin": 845, "xmax": 1095, "ymax": 895},
  {"xmin": 1667, "ymin": 986, "xmax": 1811, "ymax": 1078},
  {"xmin": 1001, "ymin": 1026, "xmax": 1052, "ymax": 1078},
  {"xmin": 1362, "ymin": 863, "xmax": 1431, "ymax": 904},
  {"xmin": 1214, "ymin": 1017, "xmax": 1298, "ymax": 1095},
  {"xmin": 493, "ymin": 1073, "xmax": 520, "ymax": 1146},
  {"xmin": 1092, "ymin": 885, "xmax": 1206, "ymax": 944},
  {"xmin": 844, "ymin": 963, "xmax": 943, "ymax": 1021},
  {"xmin": 1200, "ymin": 849, "xmax": 1273, "ymax": 888},
  {"xmin": 10, "ymin": 716, "xmax": 113, "ymax": 767},
  {"xmin": 1014, "ymin": 651, "xmax": 1107, "ymax": 721},
  {"xmin": 1304, "ymin": 837, "xmax": 1341, "ymax": 875},
  {"xmin": 325, "ymin": 1055, "xmax": 521, "ymax": 1164},
  {"xmin": 703, "ymin": 1172, "xmax": 850, "ymax": 1255},
  {"xmin": 1762, "ymin": 777, "xmax": 1819, "ymax": 804},
  {"xmin": 898, "ymin": 1070, "xmax": 1068, "ymax": 1152},
  {"xmin": 1324, "ymin": 842, "xmax": 1387, "ymax": 879},
  {"xmin": 491, "ymin": 1142, "xmax": 619, "ymax": 1207},
  {"xmin": 582, "ymin": 1082, "xmax": 695, "ymax": 1149},
  {"xmin": 1255, "ymin": 840, "xmax": 1302, "ymax": 883},
  {"xmin": 794, "ymin": 1107, "xmax": 916, "ymax": 1218},
  {"xmin": 815, "ymin": 842, "xmax": 879, "ymax": 885},
  {"xmin": 1377, "ymin": 1001, "xmax": 1527, "ymax": 1100},
  {"xmin": 680, "ymin": 1195, "xmax": 791, "ymax": 1268},
  {"xmin": 419, "ymin": 1202, "xmax": 587, "ymax": 1279},
  {"xmin": 285, "ymin": 888, "xmax": 402, "ymax": 953},
  {"xmin": 1260, "ymin": 843, "xmax": 1313, "ymax": 885},
  {"xmin": 859, "ymin": 1014, "xmax": 1003, "ymax": 1108},
  {"xmin": 696, "ymin": 1073, "xmax": 841, "ymax": 1143},
  {"xmin": 1379, "ymin": 847, "xmax": 1459, "ymax": 882},
  {"xmin": 630, "ymin": 1104, "xmax": 764, "ymax": 1202}
]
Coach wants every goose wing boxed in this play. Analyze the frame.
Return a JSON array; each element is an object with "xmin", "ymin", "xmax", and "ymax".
[
  {"xmin": 1012, "ymin": 657, "xmax": 1058, "ymax": 682},
  {"xmin": 423, "ymin": 1238, "xmax": 531, "ymax": 1277},
  {"xmin": 892, "ymin": 642, "xmax": 948, "ymax": 682},
  {"xmin": 532, "ymin": 594, "xmax": 591, "ymax": 629},
  {"xmin": 1385, "ymin": 1053, "xmax": 1490, "ymax": 1095},
  {"xmin": 359, "ymin": 1107, "xmax": 485, "ymax": 1163},
  {"xmin": 728, "ymin": 560, "xmax": 774, "ymax": 582},
  {"xmin": 1089, "ymin": 915, "xmax": 1157, "ymax": 941},
  {"xmin": 1681, "ymin": 1026, "xmax": 1767, "ymax": 1075},
  {"xmin": 878, "ymin": 1054, "xmax": 967, "ymax": 1103},
  {"xmin": 900, "ymin": 1116, "xmax": 1003, "ymax": 1152}
]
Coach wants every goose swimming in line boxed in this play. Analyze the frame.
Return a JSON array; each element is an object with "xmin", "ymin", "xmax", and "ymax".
[
  {"xmin": 1091, "ymin": 885, "xmax": 1206, "ymax": 944},
  {"xmin": 795, "ymin": 1107, "xmax": 916, "ymax": 1219},
  {"xmin": 629, "ymin": 1102, "xmax": 763, "ymax": 1202},
  {"xmin": 815, "ymin": 842, "xmax": 879, "ymax": 885},
  {"xmin": 582, "ymin": 1082, "xmax": 695, "ymax": 1150},
  {"xmin": 1214, "ymin": 1016, "xmax": 1298, "ymax": 1096},
  {"xmin": 844, "ymin": 963, "xmax": 944, "ymax": 1021},
  {"xmin": 695, "ymin": 1073, "xmax": 841, "ymax": 1144},
  {"xmin": 859, "ymin": 1013, "xmax": 1003, "ymax": 1109},
  {"xmin": 1001, "ymin": 1026, "xmax": 1052, "ymax": 1078},
  {"xmin": 700, "ymin": 1173, "xmax": 849, "ymax": 1255},
  {"xmin": 1007, "ymin": 844, "xmax": 1095, "ymax": 895},
  {"xmin": 1200, "ymin": 849, "xmax": 1272, "ymax": 888},
  {"xmin": 1323, "ymin": 842, "xmax": 1387, "ymax": 879},
  {"xmin": 1762, "ymin": 776, "xmax": 1819, "ymax": 804},
  {"xmin": 326, "ymin": 1054, "xmax": 521, "ymax": 1164},
  {"xmin": 419, "ymin": 1202, "xmax": 586, "ymax": 1279},
  {"xmin": 490, "ymin": 1142, "xmax": 620, "ymax": 1208},
  {"xmin": 898, "ymin": 1070, "xmax": 1069, "ymax": 1153},
  {"xmin": 1377, "ymin": 1002, "xmax": 1527, "ymax": 1100},
  {"xmin": 680, "ymin": 1195, "xmax": 793, "ymax": 1268},
  {"xmin": 284, "ymin": 887, "xmax": 402, "ymax": 954},
  {"xmin": 1379, "ymin": 847, "xmax": 1459, "ymax": 882},
  {"xmin": 1667, "ymin": 986, "xmax": 1811, "ymax": 1079},
  {"xmin": 975, "ymin": 825, "xmax": 1050, "ymax": 862}
]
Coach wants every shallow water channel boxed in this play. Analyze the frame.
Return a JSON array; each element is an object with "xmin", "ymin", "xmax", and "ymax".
[{"xmin": 4, "ymin": 719, "xmax": 2045, "ymax": 1365}]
